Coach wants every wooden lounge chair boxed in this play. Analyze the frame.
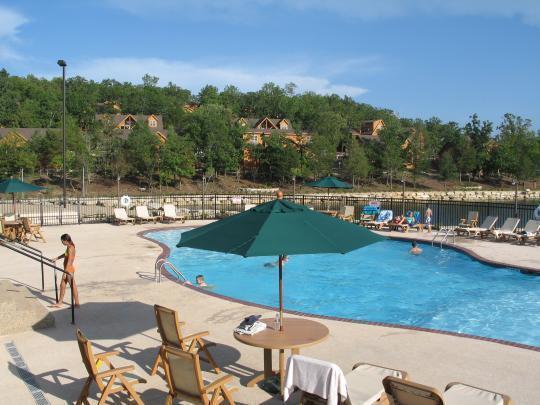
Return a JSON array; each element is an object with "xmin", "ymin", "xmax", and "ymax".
[
  {"xmin": 151, "ymin": 304, "xmax": 220, "ymax": 376},
  {"xmin": 21, "ymin": 217, "xmax": 46, "ymax": 243},
  {"xmin": 113, "ymin": 208, "xmax": 135, "ymax": 225},
  {"xmin": 387, "ymin": 216, "xmax": 409, "ymax": 232},
  {"xmin": 162, "ymin": 346, "xmax": 237, "ymax": 405},
  {"xmin": 162, "ymin": 204, "xmax": 186, "ymax": 223},
  {"xmin": 284, "ymin": 355, "xmax": 408, "ymax": 405},
  {"xmin": 364, "ymin": 210, "xmax": 393, "ymax": 230},
  {"xmin": 135, "ymin": 205, "xmax": 159, "ymax": 223},
  {"xmin": 455, "ymin": 216, "xmax": 498, "ymax": 237},
  {"xmin": 337, "ymin": 206, "xmax": 355, "ymax": 222},
  {"xmin": 75, "ymin": 329, "xmax": 145, "ymax": 405},
  {"xmin": 459, "ymin": 211, "xmax": 479, "ymax": 228},
  {"xmin": 382, "ymin": 376, "xmax": 513, "ymax": 405},
  {"xmin": 506, "ymin": 219, "xmax": 540, "ymax": 244},
  {"xmin": 481, "ymin": 217, "xmax": 519, "ymax": 240}
]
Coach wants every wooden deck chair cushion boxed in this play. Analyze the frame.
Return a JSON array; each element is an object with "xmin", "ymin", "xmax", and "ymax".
[
  {"xmin": 163, "ymin": 204, "xmax": 176, "ymax": 217},
  {"xmin": 346, "ymin": 363, "xmax": 405, "ymax": 405},
  {"xmin": 383, "ymin": 376, "xmax": 444, "ymax": 405},
  {"xmin": 165, "ymin": 349, "xmax": 202, "ymax": 398},
  {"xmin": 114, "ymin": 208, "xmax": 129, "ymax": 220},
  {"xmin": 155, "ymin": 305, "xmax": 182, "ymax": 348},
  {"xmin": 136, "ymin": 206, "xmax": 149, "ymax": 218},
  {"xmin": 444, "ymin": 383, "xmax": 509, "ymax": 405}
]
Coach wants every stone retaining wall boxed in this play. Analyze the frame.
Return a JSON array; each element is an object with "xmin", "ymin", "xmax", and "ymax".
[{"xmin": 330, "ymin": 190, "xmax": 540, "ymax": 201}]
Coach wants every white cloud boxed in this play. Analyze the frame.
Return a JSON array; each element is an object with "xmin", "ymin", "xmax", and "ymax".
[
  {"xmin": 107, "ymin": 0, "xmax": 540, "ymax": 26},
  {"xmin": 62, "ymin": 57, "xmax": 368, "ymax": 97},
  {"xmin": 0, "ymin": 6, "xmax": 28, "ymax": 61}
]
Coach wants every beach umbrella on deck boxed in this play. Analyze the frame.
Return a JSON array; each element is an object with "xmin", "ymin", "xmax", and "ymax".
[
  {"xmin": 305, "ymin": 176, "xmax": 352, "ymax": 210},
  {"xmin": 177, "ymin": 198, "xmax": 384, "ymax": 331},
  {"xmin": 0, "ymin": 178, "xmax": 45, "ymax": 215}
]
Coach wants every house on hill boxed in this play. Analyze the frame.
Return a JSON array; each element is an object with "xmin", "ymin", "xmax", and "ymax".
[
  {"xmin": 0, "ymin": 128, "xmax": 51, "ymax": 145},
  {"xmin": 350, "ymin": 119, "xmax": 385, "ymax": 140},
  {"xmin": 95, "ymin": 114, "xmax": 167, "ymax": 142},
  {"xmin": 183, "ymin": 102, "xmax": 200, "ymax": 113},
  {"xmin": 238, "ymin": 117, "xmax": 311, "ymax": 171}
]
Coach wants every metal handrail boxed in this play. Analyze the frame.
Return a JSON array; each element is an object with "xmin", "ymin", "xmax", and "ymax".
[
  {"xmin": 0, "ymin": 238, "xmax": 75, "ymax": 324},
  {"xmin": 431, "ymin": 227, "xmax": 456, "ymax": 248},
  {"xmin": 154, "ymin": 258, "xmax": 187, "ymax": 284}
]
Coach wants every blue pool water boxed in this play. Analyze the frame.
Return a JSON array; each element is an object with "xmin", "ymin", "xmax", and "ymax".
[{"xmin": 149, "ymin": 229, "xmax": 540, "ymax": 347}]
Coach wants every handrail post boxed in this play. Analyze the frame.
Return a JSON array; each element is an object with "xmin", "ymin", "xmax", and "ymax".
[
  {"xmin": 39, "ymin": 195, "xmax": 44, "ymax": 226},
  {"xmin": 40, "ymin": 254, "xmax": 45, "ymax": 292},
  {"xmin": 70, "ymin": 274, "xmax": 75, "ymax": 324}
]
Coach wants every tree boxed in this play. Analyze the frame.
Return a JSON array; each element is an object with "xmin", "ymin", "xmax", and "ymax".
[
  {"xmin": 125, "ymin": 123, "xmax": 160, "ymax": 187},
  {"xmin": 456, "ymin": 136, "xmax": 476, "ymax": 182},
  {"xmin": 258, "ymin": 135, "xmax": 300, "ymax": 182},
  {"xmin": 439, "ymin": 151, "xmax": 457, "ymax": 180},
  {"xmin": 159, "ymin": 128, "xmax": 196, "ymax": 187},
  {"xmin": 0, "ymin": 138, "xmax": 37, "ymax": 177},
  {"xmin": 198, "ymin": 85, "xmax": 220, "ymax": 105},
  {"xmin": 343, "ymin": 141, "xmax": 370, "ymax": 187},
  {"xmin": 378, "ymin": 121, "xmax": 406, "ymax": 188},
  {"xmin": 307, "ymin": 133, "xmax": 336, "ymax": 178},
  {"xmin": 464, "ymin": 114, "xmax": 493, "ymax": 178}
]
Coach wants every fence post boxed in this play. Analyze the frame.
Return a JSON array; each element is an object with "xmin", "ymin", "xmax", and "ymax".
[
  {"xmin": 77, "ymin": 197, "xmax": 81, "ymax": 224},
  {"xmin": 39, "ymin": 195, "xmax": 44, "ymax": 226},
  {"xmin": 59, "ymin": 197, "xmax": 62, "ymax": 225},
  {"xmin": 214, "ymin": 194, "xmax": 217, "ymax": 219}
]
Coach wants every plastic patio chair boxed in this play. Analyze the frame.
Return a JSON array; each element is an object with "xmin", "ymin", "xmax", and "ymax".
[
  {"xmin": 151, "ymin": 304, "xmax": 221, "ymax": 376},
  {"xmin": 113, "ymin": 208, "xmax": 135, "ymax": 225},
  {"xmin": 482, "ymin": 217, "xmax": 520, "ymax": 240},
  {"xmin": 455, "ymin": 216, "xmax": 498, "ymax": 237},
  {"xmin": 162, "ymin": 204, "xmax": 186, "ymax": 223},
  {"xmin": 135, "ymin": 205, "xmax": 159, "ymax": 223}
]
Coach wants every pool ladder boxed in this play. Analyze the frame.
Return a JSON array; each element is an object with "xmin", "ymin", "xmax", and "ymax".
[
  {"xmin": 431, "ymin": 227, "xmax": 456, "ymax": 248},
  {"xmin": 155, "ymin": 258, "xmax": 188, "ymax": 284}
]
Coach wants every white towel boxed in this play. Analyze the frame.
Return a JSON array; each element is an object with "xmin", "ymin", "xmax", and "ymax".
[
  {"xmin": 234, "ymin": 321, "xmax": 267, "ymax": 335},
  {"xmin": 284, "ymin": 355, "xmax": 348, "ymax": 405}
]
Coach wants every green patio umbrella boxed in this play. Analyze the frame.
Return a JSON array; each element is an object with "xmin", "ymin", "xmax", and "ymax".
[
  {"xmin": 305, "ymin": 176, "xmax": 352, "ymax": 210},
  {"xmin": 0, "ymin": 179, "xmax": 45, "ymax": 215},
  {"xmin": 177, "ymin": 198, "xmax": 384, "ymax": 331}
]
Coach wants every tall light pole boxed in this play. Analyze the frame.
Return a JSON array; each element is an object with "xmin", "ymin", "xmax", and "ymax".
[
  {"xmin": 512, "ymin": 179, "xmax": 518, "ymax": 218},
  {"xmin": 57, "ymin": 59, "xmax": 67, "ymax": 208}
]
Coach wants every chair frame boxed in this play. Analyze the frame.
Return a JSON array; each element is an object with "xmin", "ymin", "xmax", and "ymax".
[
  {"xmin": 76, "ymin": 329, "xmax": 145, "ymax": 405},
  {"xmin": 21, "ymin": 217, "xmax": 46, "ymax": 243},
  {"xmin": 113, "ymin": 208, "xmax": 135, "ymax": 225},
  {"xmin": 151, "ymin": 304, "xmax": 220, "ymax": 376},
  {"xmin": 162, "ymin": 346, "xmax": 236, "ymax": 405}
]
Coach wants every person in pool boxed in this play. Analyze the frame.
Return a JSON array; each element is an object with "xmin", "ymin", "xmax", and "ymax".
[
  {"xmin": 264, "ymin": 255, "xmax": 289, "ymax": 268},
  {"xmin": 196, "ymin": 274, "xmax": 208, "ymax": 287},
  {"xmin": 409, "ymin": 241, "xmax": 423, "ymax": 255}
]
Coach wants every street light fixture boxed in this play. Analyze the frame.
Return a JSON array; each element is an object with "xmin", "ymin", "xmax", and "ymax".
[{"xmin": 57, "ymin": 59, "xmax": 67, "ymax": 208}]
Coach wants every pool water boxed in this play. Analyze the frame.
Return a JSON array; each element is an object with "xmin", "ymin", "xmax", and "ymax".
[{"xmin": 149, "ymin": 229, "xmax": 540, "ymax": 347}]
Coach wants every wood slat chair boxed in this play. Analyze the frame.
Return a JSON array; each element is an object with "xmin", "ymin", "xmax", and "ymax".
[
  {"xmin": 75, "ymin": 329, "xmax": 146, "ymax": 405},
  {"xmin": 21, "ymin": 217, "xmax": 46, "ymax": 243},
  {"xmin": 162, "ymin": 346, "xmax": 237, "ymax": 405},
  {"xmin": 382, "ymin": 376, "xmax": 513, "ymax": 405},
  {"xmin": 151, "ymin": 304, "xmax": 221, "ymax": 376}
]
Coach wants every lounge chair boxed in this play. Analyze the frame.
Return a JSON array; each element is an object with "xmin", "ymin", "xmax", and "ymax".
[
  {"xmin": 244, "ymin": 204, "xmax": 256, "ymax": 211},
  {"xmin": 284, "ymin": 355, "xmax": 408, "ymax": 405},
  {"xmin": 507, "ymin": 219, "xmax": 540, "ymax": 244},
  {"xmin": 459, "ymin": 211, "xmax": 479, "ymax": 228},
  {"xmin": 162, "ymin": 204, "xmax": 186, "ymax": 223},
  {"xmin": 113, "ymin": 208, "xmax": 135, "ymax": 225},
  {"xmin": 75, "ymin": 329, "xmax": 146, "ymax": 405},
  {"xmin": 481, "ymin": 217, "xmax": 520, "ymax": 240},
  {"xmin": 455, "ymin": 216, "xmax": 498, "ymax": 237},
  {"xmin": 337, "ymin": 205, "xmax": 355, "ymax": 222},
  {"xmin": 151, "ymin": 304, "xmax": 220, "ymax": 376},
  {"xmin": 3, "ymin": 213, "xmax": 16, "ymax": 221},
  {"xmin": 21, "ymin": 217, "xmax": 46, "ymax": 243},
  {"xmin": 162, "ymin": 346, "xmax": 237, "ymax": 405},
  {"xmin": 135, "ymin": 205, "xmax": 159, "ymax": 223},
  {"xmin": 359, "ymin": 206, "xmax": 380, "ymax": 224},
  {"xmin": 364, "ymin": 210, "xmax": 393, "ymax": 230},
  {"xmin": 383, "ymin": 376, "xmax": 513, "ymax": 405}
]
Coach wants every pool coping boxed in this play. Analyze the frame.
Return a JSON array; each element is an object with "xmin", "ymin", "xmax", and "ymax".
[{"xmin": 138, "ymin": 226, "xmax": 540, "ymax": 353}]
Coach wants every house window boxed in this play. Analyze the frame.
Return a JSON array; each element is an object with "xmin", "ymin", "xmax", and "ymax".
[
  {"xmin": 251, "ymin": 134, "xmax": 258, "ymax": 144},
  {"xmin": 148, "ymin": 119, "xmax": 157, "ymax": 127}
]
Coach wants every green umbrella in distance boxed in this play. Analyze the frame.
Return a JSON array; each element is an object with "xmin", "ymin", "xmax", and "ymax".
[
  {"xmin": 305, "ymin": 176, "xmax": 353, "ymax": 210},
  {"xmin": 0, "ymin": 178, "xmax": 45, "ymax": 215},
  {"xmin": 177, "ymin": 198, "xmax": 384, "ymax": 331}
]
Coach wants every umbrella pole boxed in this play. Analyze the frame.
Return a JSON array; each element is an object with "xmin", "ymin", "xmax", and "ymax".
[
  {"xmin": 12, "ymin": 193, "xmax": 16, "ymax": 216},
  {"xmin": 279, "ymin": 255, "xmax": 283, "ymax": 331}
]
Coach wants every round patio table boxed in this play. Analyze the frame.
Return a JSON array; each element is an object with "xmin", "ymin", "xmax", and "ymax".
[
  {"xmin": 233, "ymin": 317, "xmax": 329, "ymax": 395},
  {"xmin": 3, "ymin": 221, "xmax": 24, "ymax": 241}
]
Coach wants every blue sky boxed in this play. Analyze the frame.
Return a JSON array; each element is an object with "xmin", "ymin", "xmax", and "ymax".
[{"xmin": 1, "ymin": 0, "xmax": 539, "ymax": 128}]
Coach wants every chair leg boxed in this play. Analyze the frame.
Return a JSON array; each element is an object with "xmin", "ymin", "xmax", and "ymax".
[
  {"xmin": 76, "ymin": 377, "xmax": 92, "ymax": 405},
  {"xmin": 97, "ymin": 376, "xmax": 116, "ymax": 405},
  {"xmin": 118, "ymin": 374, "xmax": 144, "ymax": 405},
  {"xmin": 150, "ymin": 347, "xmax": 163, "ymax": 375},
  {"xmin": 200, "ymin": 343, "xmax": 220, "ymax": 373}
]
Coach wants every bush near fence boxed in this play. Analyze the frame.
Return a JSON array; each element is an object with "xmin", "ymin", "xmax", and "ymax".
[{"xmin": 0, "ymin": 194, "xmax": 537, "ymax": 230}]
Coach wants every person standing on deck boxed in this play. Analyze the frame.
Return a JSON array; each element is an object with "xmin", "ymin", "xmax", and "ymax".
[
  {"xmin": 50, "ymin": 234, "xmax": 80, "ymax": 307},
  {"xmin": 425, "ymin": 206, "xmax": 433, "ymax": 232}
]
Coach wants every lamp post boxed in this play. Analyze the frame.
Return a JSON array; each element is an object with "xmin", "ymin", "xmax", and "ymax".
[
  {"xmin": 401, "ymin": 175, "xmax": 406, "ymax": 216},
  {"xmin": 57, "ymin": 59, "xmax": 67, "ymax": 208},
  {"xmin": 512, "ymin": 179, "xmax": 518, "ymax": 218}
]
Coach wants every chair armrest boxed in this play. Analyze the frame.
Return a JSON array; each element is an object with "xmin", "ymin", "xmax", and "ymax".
[
  {"xmin": 95, "ymin": 351, "xmax": 120, "ymax": 359},
  {"xmin": 183, "ymin": 331, "xmax": 210, "ymax": 341},
  {"xmin": 204, "ymin": 375, "xmax": 233, "ymax": 392},
  {"xmin": 95, "ymin": 365, "xmax": 134, "ymax": 379}
]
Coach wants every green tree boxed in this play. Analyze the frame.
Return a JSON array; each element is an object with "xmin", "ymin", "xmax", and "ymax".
[
  {"xmin": 198, "ymin": 85, "xmax": 220, "ymax": 105},
  {"xmin": 378, "ymin": 121, "xmax": 406, "ymax": 188},
  {"xmin": 439, "ymin": 151, "xmax": 457, "ymax": 180},
  {"xmin": 307, "ymin": 133, "xmax": 336, "ymax": 178},
  {"xmin": 0, "ymin": 140, "xmax": 37, "ymax": 177},
  {"xmin": 343, "ymin": 141, "xmax": 370, "ymax": 187},
  {"xmin": 456, "ymin": 136, "xmax": 476, "ymax": 182},
  {"xmin": 258, "ymin": 134, "xmax": 300, "ymax": 182},
  {"xmin": 159, "ymin": 128, "xmax": 196, "ymax": 187},
  {"xmin": 125, "ymin": 123, "xmax": 160, "ymax": 187},
  {"xmin": 464, "ymin": 113, "xmax": 493, "ymax": 178}
]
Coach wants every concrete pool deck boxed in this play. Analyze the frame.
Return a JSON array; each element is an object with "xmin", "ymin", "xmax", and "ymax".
[{"xmin": 0, "ymin": 222, "xmax": 538, "ymax": 404}]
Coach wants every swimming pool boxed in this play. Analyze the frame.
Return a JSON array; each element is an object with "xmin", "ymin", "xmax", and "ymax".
[{"xmin": 149, "ymin": 229, "xmax": 540, "ymax": 348}]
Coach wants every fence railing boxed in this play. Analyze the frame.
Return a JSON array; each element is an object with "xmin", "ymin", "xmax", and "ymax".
[{"xmin": 0, "ymin": 194, "xmax": 538, "ymax": 231}]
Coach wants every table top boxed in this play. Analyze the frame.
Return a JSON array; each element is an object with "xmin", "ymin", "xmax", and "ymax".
[
  {"xmin": 234, "ymin": 317, "xmax": 329, "ymax": 350},
  {"xmin": 3, "ymin": 221, "xmax": 22, "ymax": 226}
]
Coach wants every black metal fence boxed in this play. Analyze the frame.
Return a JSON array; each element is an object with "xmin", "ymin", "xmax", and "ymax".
[{"xmin": 1, "ymin": 194, "xmax": 538, "ymax": 230}]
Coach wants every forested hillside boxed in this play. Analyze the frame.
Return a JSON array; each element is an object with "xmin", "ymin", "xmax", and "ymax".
[{"xmin": 0, "ymin": 69, "xmax": 538, "ymax": 192}]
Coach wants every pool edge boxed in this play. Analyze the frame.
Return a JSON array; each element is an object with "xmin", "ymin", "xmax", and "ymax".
[{"xmin": 139, "ymin": 226, "xmax": 540, "ymax": 353}]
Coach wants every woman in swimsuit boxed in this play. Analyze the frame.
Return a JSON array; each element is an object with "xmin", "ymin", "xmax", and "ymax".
[{"xmin": 51, "ymin": 234, "xmax": 80, "ymax": 307}]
